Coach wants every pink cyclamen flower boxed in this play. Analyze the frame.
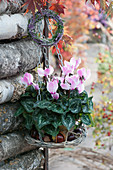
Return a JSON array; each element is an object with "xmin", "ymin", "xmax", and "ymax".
[
  {"xmin": 21, "ymin": 73, "xmax": 33, "ymax": 86},
  {"xmin": 38, "ymin": 65, "xmax": 54, "ymax": 77},
  {"xmin": 60, "ymin": 81, "xmax": 70, "ymax": 90},
  {"xmin": 47, "ymin": 79, "xmax": 59, "ymax": 100},
  {"xmin": 77, "ymin": 83, "xmax": 84, "ymax": 94},
  {"xmin": 60, "ymin": 75, "xmax": 80, "ymax": 90},
  {"xmin": 47, "ymin": 79, "xmax": 58, "ymax": 94},
  {"xmin": 64, "ymin": 57, "xmax": 81, "ymax": 69},
  {"xmin": 61, "ymin": 64, "xmax": 74, "ymax": 76},
  {"xmin": 58, "ymin": 76, "xmax": 70, "ymax": 90},
  {"xmin": 74, "ymin": 58, "xmax": 81, "ymax": 70},
  {"xmin": 77, "ymin": 68, "xmax": 91, "ymax": 82},
  {"xmin": 66, "ymin": 75, "xmax": 80, "ymax": 90},
  {"xmin": 61, "ymin": 57, "xmax": 81, "ymax": 76},
  {"xmin": 33, "ymin": 84, "xmax": 39, "ymax": 90},
  {"xmin": 51, "ymin": 93, "xmax": 59, "ymax": 100}
]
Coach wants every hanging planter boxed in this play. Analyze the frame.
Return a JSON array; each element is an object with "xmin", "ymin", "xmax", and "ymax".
[
  {"xmin": 14, "ymin": 6, "xmax": 93, "ymax": 149},
  {"xmin": 14, "ymin": 57, "xmax": 93, "ymax": 148},
  {"xmin": 25, "ymin": 125, "xmax": 87, "ymax": 148},
  {"xmin": 28, "ymin": 9, "xmax": 64, "ymax": 47}
]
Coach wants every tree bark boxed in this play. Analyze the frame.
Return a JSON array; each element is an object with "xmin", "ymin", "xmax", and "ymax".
[
  {"xmin": 0, "ymin": 13, "xmax": 31, "ymax": 40},
  {"xmin": 0, "ymin": 102, "xmax": 23, "ymax": 135},
  {"xmin": 0, "ymin": 131, "xmax": 40, "ymax": 162},
  {"xmin": 0, "ymin": 38, "xmax": 42, "ymax": 79},
  {"xmin": 0, "ymin": 75, "xmax": 26, "ymax": 104},
  {"xmin": 0, "ymin": 79, "xmax": 14, "ymax": 104},
  {"xmin": 0, "ymin": 0, "xmax": 26, "ymax": 15},
  {"xmin": 0, "ymin": 149, "xmax": 44, "ymax": 170}
]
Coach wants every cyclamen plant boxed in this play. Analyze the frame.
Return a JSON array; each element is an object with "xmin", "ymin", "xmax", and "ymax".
[{"xmin": 15, "ymin": 57, "xmax": 93, "ymax": 141}]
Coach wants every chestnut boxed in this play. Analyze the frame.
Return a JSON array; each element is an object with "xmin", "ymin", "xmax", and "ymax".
[
  {"xmin": 30, "ymin": 129, "xmax": 39, "ymax": 139},
  {"xmin": 36, "ymin": 134, "xmax": 40, "ymax": 140},
  {"xmin": 74, "ymin": 128, "xmax": 82, "ymax": 134},
  {"xmin": 44, "ymin": 135, "xmax": 51, "ymax": 142},
  {"xmin": 56, "ymin": 133, "xmax": 65, "ymax": 143},
  {"xmin": 67, "ymin": 133, "xmax": 76, "ymax": 141}
]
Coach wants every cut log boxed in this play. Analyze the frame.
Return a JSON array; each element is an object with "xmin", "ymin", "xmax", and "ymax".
[
  {"xmin": 0, "ymin": 0, "xmax": 26, "ymax": 15},
  {"xmin": 0, "ymin": 80, "xmax": 14, "ymax": 104},
  {"xmin": 0, "ymin": 13, "xmax": 32, "ymax": 40},
  {"xmin": 0, "ymin": 149, "xmax": 44, "ymax": 170},
  {"xmin": 0, "ymin": 131, "xmax": 39, "ymax": 161},
  {"xmin": 0, "ymin": 102, "xmax": 23, "ymax": 135},
  {"xmin": 0, "ymin": 70, "xmax": 39, "ymax": 104},
  {"xmin": 0, "ymin": 75, "xmax": 26, "ymax": 104},
  {"xmin": 0, "ymin": 38, "xmax": 42, "ymax": 79}
]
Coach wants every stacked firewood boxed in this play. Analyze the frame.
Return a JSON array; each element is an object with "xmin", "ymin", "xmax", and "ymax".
[{"xmin": 0, "ymin": 0, "xmax": 44, "ymax": 169}]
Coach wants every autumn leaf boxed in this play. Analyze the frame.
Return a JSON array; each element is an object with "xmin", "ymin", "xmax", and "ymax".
[
  {"xmin": 61, "ymin": 26, "xmax": 73, "ymax": 45},
  {"xmin": 49, "ymin": 0, "xmax": 66, "ymax": 15},
  {"xmin": 62, "ymin": 34, "xmax": 73, "ymax": 46},
  {"xmin": 21, "ymin": 0, "xmax": 45, "ymax": 16}
]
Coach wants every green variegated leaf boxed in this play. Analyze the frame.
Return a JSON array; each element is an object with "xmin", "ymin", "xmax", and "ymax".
[
  {"xmin": 43, "ymin": 125, "xmax": 59, "ymax": 137},
  {"xmin": 21, "ymin": 99, "xmax": 34, "ymax": 113},
  {"xmin": 14, "ymin": 106, "xmax": 24, "ymax": 117},
  {"xmin": 88, "ymin": 97, "xmax": 93, "ymax": 111},
  {"xmin": 69, "ymin": 98, "xmax": 81, "ymax": 113},
  {"xmin": 21, "ymin": 92, "xmax": 31, "ymax": 98},
  {"xmin": 33, "ymin": 113, "xmax": 50, "ymax": 129},
  {"xmin": 82, "ymin": 104, "xmax": 91, "ymax": 113},
  {"xmin": 34, "ymin": 100, "xmax": 51, "ymax": 109},
  {"xmin": 81, "ymin": 114, "xmax": 91, "ymax": 125},
  {"xmin": 79, "ymin": 90, "xmax": 88, "ymax": 104},
  {"xmin": 52, "ymin": 115, "xmax": 62, "ymax": 128},
  {"xmin": 62, "ymin": 114, "xmax": 75, "ymax": 130},
  {"xmin": 23, "ymin": 113, "xmax": 33, "ymax": 130},
  {"xmin": 60, "ymin": 97, "xmax": 69, "ymax": 110}
]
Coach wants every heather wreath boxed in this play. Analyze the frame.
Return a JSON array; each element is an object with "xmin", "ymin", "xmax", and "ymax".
[{"xmin": 15, "ymin": 57, "xmax": 93, "ymax": 139}]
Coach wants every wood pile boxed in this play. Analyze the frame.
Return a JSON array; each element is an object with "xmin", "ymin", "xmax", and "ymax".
[{"xmin": 0, "ymin": 0, "xmax": 44, "ymax": 169}]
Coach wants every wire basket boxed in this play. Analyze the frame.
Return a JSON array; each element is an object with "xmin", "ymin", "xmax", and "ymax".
[{"xmin": 25, "ymin": 126, "xmax": 87, "ymax": 148}]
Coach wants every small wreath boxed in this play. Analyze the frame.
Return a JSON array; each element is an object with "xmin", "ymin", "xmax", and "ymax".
[
  {"xmin": 25, "ymin": 126, "xmax": 87, "ymax": 149},
  {"xmin": 28, "ymin": 9, "xmax": 64, "ymax": 47}
]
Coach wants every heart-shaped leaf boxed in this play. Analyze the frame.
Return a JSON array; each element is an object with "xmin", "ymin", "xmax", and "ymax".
[
  {"xmin": 52, "ymin": 115, "xmax": 62, "ymax": 129},
  {"xmin": 81, "ymin": 114, "xmax": 91, "ymax": 125},
  {"xmin": 14, "ymin": 106, "xmax": 24, "ymax": 117},
  {"xmin": 43, "ymin": 125, "xmax": 59, "ymax": 137},
  {"xmin": 23, "ymin": 113, "xmax": 33, "ymax": 130},
  {"xmin": 69, "ymin": 98, "xmax": 81, "ymax": 113},
  {"xmin": 21, "ymin": 99, "xmax": 34, "ymax": 113},
  {"xmin": 33, "ymin": 113, "xmax": 50, "ymax": 129},
  {"xmin": 88, "ymin": 97, "xmax": 93, "ymax": 110},
  {"xmin": 62, "ymin": 114, "xmax": 75, "ymax": 130},
  {"xmin": 34, "ymin": 100, "xmax": 51, "ymax": 109}
]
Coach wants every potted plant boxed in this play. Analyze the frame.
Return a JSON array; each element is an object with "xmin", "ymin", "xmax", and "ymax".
[{"xmin": 15, "ymin": 56, "xmax": 93, "ymax": 147}]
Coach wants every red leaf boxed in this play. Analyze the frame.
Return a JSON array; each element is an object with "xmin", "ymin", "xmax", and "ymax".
[
  {"xmin": 49, "ymin": 1, "xmax": 66, "ymax": 15},
  {"xmin": 21, "ymin": 0, "xmax": 45, "ymax": 16},
  {"xmin": 62, "ymin": 34, "xmax": 73, "ymax": 46}
]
